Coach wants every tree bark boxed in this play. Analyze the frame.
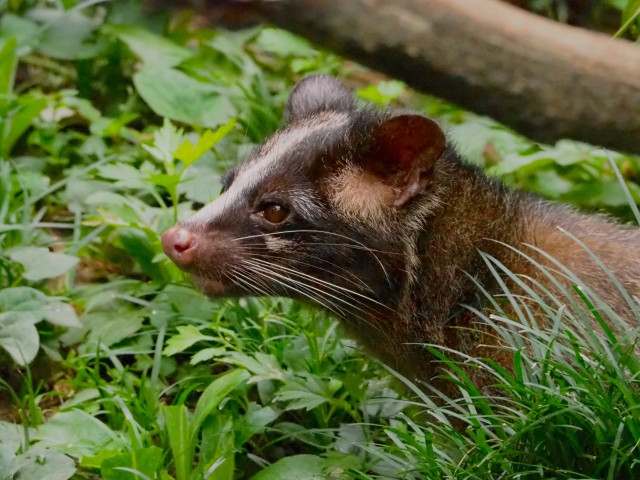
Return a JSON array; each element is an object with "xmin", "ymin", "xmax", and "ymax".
[{"xmin": 162, "ymin": 0, "xmax": 640, "ymax": 154}]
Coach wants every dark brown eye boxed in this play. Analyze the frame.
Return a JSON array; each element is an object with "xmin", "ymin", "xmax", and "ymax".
[{"xmin": 261, "ymin": 204, "xmax": 289, "ymax": 224}]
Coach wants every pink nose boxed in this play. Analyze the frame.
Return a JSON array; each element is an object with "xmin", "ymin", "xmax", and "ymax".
[{"xmin": 161, "ymin": 226, "xmax": 197, "ymax": 268}]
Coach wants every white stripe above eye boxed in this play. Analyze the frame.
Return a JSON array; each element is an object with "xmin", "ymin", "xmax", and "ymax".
[{"xmin": 186, "ymin": 111, "xmax": 351, "ymax": 226}]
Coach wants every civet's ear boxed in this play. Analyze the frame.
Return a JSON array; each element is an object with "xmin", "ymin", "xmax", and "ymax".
[
  {"xmin": 365, "ymin": 115, "xmax": 446, "ymax": 207},
  {"xmin": 285, "ymin": 74, "xmax": 355, "ymax": 123}
]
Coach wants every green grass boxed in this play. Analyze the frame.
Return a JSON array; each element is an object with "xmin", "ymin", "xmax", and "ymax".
[{"xmin": 1, "ymin": 1, "xmax": 640, "ymax": 479}]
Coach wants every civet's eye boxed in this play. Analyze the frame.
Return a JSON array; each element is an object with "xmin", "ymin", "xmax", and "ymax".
[{"xmin": 261, "ymin": 204, "xmax": 289, "ymax": 224}]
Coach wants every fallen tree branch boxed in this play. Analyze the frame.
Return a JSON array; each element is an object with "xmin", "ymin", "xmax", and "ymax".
[{"xmin": 159, "ymin": 0, "xmax": 640, "ymax": 154}]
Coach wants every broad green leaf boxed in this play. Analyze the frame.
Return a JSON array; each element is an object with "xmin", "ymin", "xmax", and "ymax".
[
  {"xmin": 163, "ymin": 325, "xmax": 217, "ymax": 356},
  {"xmin": 8, "ymin": 247, "xmax": 79, "ymax": 282},
  {"xmin": 251, "ymin": 455, "xmax": 326, "ymax": 480},
  {"xmin": 7, "ymin": 448, "xmax": 76, "ymax": 480},
  {"xmin": 0, "ymin": 419, "xmax": 33, "ymax": 452},
  {"xmin": 39, "ymin": 302, "xmax": 81, "ymax": 328},
  {"xmin": 0, "ymin": 37, "xmax": 16, "ymax": 98},
  {"xmin": 199, "ymin": 415, "xmax": 234, "ymax": 480},
  {"xmin": 163, "ymin": 405, "xmax": 191, "ymax": 480},
  {"xmin": 134, "ymin": 66, "xmax": 235, "ymax": 129},
  {"xmin": 28, "ymin": 8, "xmax": 103, "ymax": 60},
  {"xmin": 173, "ymin": 118, "xmax": 236, "ymax": 166},
  {"xmin": 0, "ymin": 445, "xmax": 15, "ymax": 480},
  {"xmin": 32, "ymin": 410, "xmax": 119, "ymax": 458},
  {"xmin": 0, "ymin": 311, "xmax": 40, "ymax": 364},
  {"xmin": 254, "ymin": 28, "xmax": 317, "ymax": 57},
  {"xmin": 106, "ymin": 24, "xmax": 194, "ymax": 68},
  {"xmin": 101, "ymin": 446, "xmax": 163, "ymax": 480},
  {"xmin": 0, "ymin": 286, "xmax": 47, "ymax": 311},
  {"xmin": 79, "ymin": 310, "xmax": 144, "ymax": 348},
  {"xmin": 190, "ymin": 369, "xmax": 250, "ymax": 443},
  {"xmin": 0, "ymin": 14, "xmax": 40, "ymax": 56},
  {"xmin": 1, "ymin": 94, "xmax": 47, "ymax": 157}
]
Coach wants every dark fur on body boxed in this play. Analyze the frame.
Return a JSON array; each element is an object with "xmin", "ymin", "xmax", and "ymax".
[{"xmin": 162, "ymin": 75, "xmax": 640, "ymax": 393}]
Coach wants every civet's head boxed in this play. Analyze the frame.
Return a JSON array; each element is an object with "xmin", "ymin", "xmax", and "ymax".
[{"xmin": 162, "ymin": 75, "xmax": 446, "ymax": 312}]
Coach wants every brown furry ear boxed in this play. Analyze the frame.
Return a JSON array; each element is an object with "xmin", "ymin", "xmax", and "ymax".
[
  {"xmin": 286, "ymin": 75, "xmax": 355, "ymax": 123},
  {"xmin": 366, "ymin": 115, "xmax": 446, "ymax": 206}
]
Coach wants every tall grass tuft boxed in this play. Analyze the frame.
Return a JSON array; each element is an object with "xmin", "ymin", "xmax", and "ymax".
[{"xmin": 376, "ymin": 157, "xmax": 640, "ymax": 479}]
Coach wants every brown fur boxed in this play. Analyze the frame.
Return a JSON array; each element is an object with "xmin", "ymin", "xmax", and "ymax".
[{"xmin": 333, "ymin": 152, "xmax": 640, "ymax": 395}]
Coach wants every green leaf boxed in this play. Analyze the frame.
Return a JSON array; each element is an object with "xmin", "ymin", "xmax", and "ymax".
[
  {"xmin": 118, "ymin": 228, "xmax": 169, "ymax": 283},
  {"xmin": 144, "ymin": 172, "xmax": 182, "ymax": 189},
  {"xmin": 251, "ymin": 455, "xmax": 326, "ymax": 480},
  {"xmin": 274, "ymin": 375, "xmax": 342, "ymax": 412},
  {"xmin": 0, "ymin": 286, "xmax": 48, "ymax": 311},
  {"xmin": 0, "ymin": 445, "xmax": 15, "ymax": 480},
  {"xmin": 622, "ymin": 0, "xmax": 640, "ymax": 24},
  {"xmin": 0, "ymin": 287, "xmax": 81, "ymax": 328},
  {"xmin": 178, "ymin": 163, "xmax": 222, "ymax": 204},
  {"xmin": 357, "ymin": 80, "xmax": 405, "ymax": 105},
  {"xmin": 190, "ymin": 347, "xmax": 226, "ymax": 365},
  {"xmin": 6, "ymin": 448, "xmax": 76, "ymax": 480},
  {"xmin": 254, "ymin": 28, "xmax": 317, "ymax": 57},
  {"xmin": 0, "ymin": 37, "xmax": 17, "ymax": 98},
  {"xmin": 32, "ymin": 410, "xmax": 119, "ymax": 458},
  {"xmin": 0, "ymin": 419, "xmax": 34, "ymax": 452},
  {"xmin": 101, "ymin": 446, "xmax": 163, "ymax": 480},
  {"xmin": 162, "ymin": 405, "xmax": 191, "ymax": 480},
  {"xmin": 0, "ymin": 14, "xmax": 41, "ymax": 56},
  {"xmin": 0, "ymin": 311, "xmax": 40, "ymax": 365},
  {"xmin": 1, "ymin": 94, "xmax": 47, "ymax": 157},
  {"xmin": 28, "ymin": 8, "xmax": 103, "ymax": 60},
  {"xmin": 234, "ymin": 405, "xmax": 279, "ymax": 446},
  {"xmin": 224, "ymin": 353, "xmax": 284, "ymax": 382},
  {"xmin": 80, "ymin": 449, "xmax": 120, "ymax": 469},
  {"xmin": 190, "ymin": 369, "xmax": 250, "ymax": 444},
  {"xmin": 143, "ymin": 118, "xmax": 185, "ymax": 165},
  {"xmin": 39, "ymin": 302, "xmax": 81, "ymax": 328},
  {"xmin": 106, "ymin": 24, "xmax": 194, "ymax": 68},
  {"xmin": 97, "ymin": 163, "xmax": 146, "ymax": 189},
  {"xmin": 78, "ymin": 310, "xmax": 144, "ymax": 348},
  {"xmin": 492, "ymin": 150, "xmax": 556, "ymax": 175},
  {"xmin": 173, "ymin": 118, "xmax": 236, "ymax": 166},
  {"xmin": 134, "ymin": 66, "xmax": 236, "ymax": 129},
  {"xmin": 275, "ymin": 384, "xmax": 330, "ymax": 412},
  {"xmin": 199, "ymin": 415, "xmax": 235, "ymax": 480},
  {"xmin": 163, "ymin": 325, "xmax": 217, "ymax": 356},
  {"xmin": 8, "ymin": 247, "xmax": 79, "ymax": 282}
]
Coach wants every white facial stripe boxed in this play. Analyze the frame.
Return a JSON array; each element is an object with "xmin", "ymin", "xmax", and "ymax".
[
  {"xmin": 236, "ymin": 111, "xmax": 350, "ymax": 192},
  {"xmin": 186, "ymin": 112, "xmax": 350, "ymax": 226}
]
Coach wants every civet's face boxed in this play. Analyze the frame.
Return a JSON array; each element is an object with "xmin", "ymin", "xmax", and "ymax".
[{"xmin": 162, "ymin": 75, "xmax": 446, "ymax": 317}]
